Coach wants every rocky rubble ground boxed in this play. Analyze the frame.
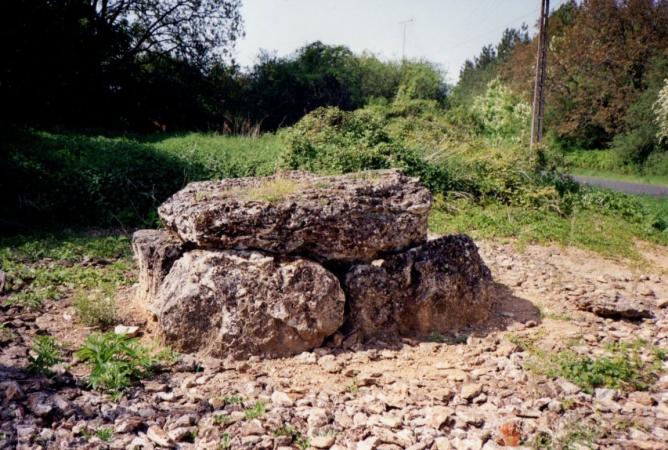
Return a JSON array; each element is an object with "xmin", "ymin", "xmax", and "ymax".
[{"xmin": 1, "ymin": 239, "xmax": 667, "ymax": 449}]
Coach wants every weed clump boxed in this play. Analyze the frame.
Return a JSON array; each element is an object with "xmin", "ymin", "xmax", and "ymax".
[
  {"xmin": 244, "ymin": 401, "xmax": 267, "ymax": 420},
  {"xmin": 73, "ymin": 287, "xmax": 116, "ymax": 327},
  {"xmin": 28, "ymin": 335, "xmax": 63, "ymax": 375},
  {"xmin": 75, "ymin": 332, "xmax": 160, "ymax": 397},
  {"xmin": 546, "ymin": 340, "xmax": 665, "ymax": 393}
]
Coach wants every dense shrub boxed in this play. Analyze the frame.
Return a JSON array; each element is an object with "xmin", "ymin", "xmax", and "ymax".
[
  {"xmin": 471, "ymin": 79, "xmax": 531, "ymax": 142},
  {"xmin": 282, "ymin": 103, "xmax": 563, "ymax": 208}
]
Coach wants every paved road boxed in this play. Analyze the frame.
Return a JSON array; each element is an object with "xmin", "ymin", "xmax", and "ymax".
[{"xmin": 572, "ymin": 175, "xmax": 668, "ymax": 197}]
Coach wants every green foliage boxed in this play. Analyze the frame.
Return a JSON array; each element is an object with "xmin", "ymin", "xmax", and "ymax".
[
  {"xmin": 546, "ymin": 340, "xmax": 665, "ymax": 393},
  {"xmin": 218, "ymin": 433, "xmax": 231, "ymax": 450},
  {"xmin": 244, "ymin": 401, "xmax": 267, "ymax": 420},
  {"xmin": 28, "ymin": 335, "xmax": 63, "ymax": 375},
  {"xmin": 73, "ymin": 287, "xmax": 116, "ymax": 327},
  {"xmin": 75, "ymin": 332, "xmax": 159, "ymax": 397},
  {"xmin": 655, "ymin": 78, "xmax": 668, "ymax": 144},
  {"xmin": 213, "ymin": 414, "xmax": 231, "ymax": 426},
  {"xmin": 395, "ymin": 60, "xmax": 448, "ymax": 104},
  {"xmin": 284, "ymin": 100, "xmax": 667, "ymax": 257},
  {"xmin": 471, "ymin": 79, "xmax": 531, "ymax": 142},
  {"xmin": 0, "ymin": 232, "xmax": 133, "ymax": 310},
  {"xmin": 95, "ymin": 428, "xmax": 113, "ymax": 443},
  {"xmin": 1, "ymin": 129, "xmax": 282, "ymax": 228},
  {"xmin": 224, "ymin": 395, "xmax": 244, "ymax": 405}
]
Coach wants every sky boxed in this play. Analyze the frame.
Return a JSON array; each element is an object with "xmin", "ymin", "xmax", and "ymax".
[{"xmin": 233, "ymin": 0, "xmax": 560, "ymax": 84}]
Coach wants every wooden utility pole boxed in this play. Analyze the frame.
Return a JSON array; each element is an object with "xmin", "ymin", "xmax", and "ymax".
[{"xmin": 530, "ymin": 0, "xmax": 550, "ymax": 149}]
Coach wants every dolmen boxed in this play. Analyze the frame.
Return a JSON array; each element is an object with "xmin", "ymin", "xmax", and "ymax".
[{"xmin": 132, "ymin": 170, "xmax": 494, "ymax": 358}]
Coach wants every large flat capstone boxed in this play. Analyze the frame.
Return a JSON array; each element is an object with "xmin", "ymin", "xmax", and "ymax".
[
  {"xmin": 155, "ymin": 250, "xmax": 346, "ymax": 358},
  {"xmin": 157, "ymin": 169, "xmax": 432, "ymax": 263}
]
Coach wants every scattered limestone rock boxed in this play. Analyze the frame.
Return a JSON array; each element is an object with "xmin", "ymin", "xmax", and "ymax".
[{"xmin": 575, "ymin": 292, "xmax": 653, "ymax": 320}]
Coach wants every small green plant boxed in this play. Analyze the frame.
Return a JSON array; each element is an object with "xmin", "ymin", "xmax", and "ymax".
[
  {"xmin": 0, "ymin": 323, "xmax": 15, "ymax": 342},
  {"xmin": 218, "ymin": 433, "xmax": 231, "ymax": 449},
  {"xmin": 347, "ymin": 378, "xmax": 359, "ymax": 394},
  {"xmin": 75, "ymin": 332, "xmax": 159, "ymax": 397},
  {"xmin": 507, "ymin": 333, "xmax": 540, "ymax": 353},
  {"xmin": 546, "ymin": 340, "xmax": 665, "ymax": 393},
  {"xmin": 274, "ymin": 426, "xmax": 309, "ymax": 449},
  {"xmin": 556, "ymin": 424, "xmax": 598, "ymax": 449},
  {"xmin": 213, "ymin": 414, "xmax": 231, "ymax": 426},
  {"xmin": 27, "ymin": 335, "xmax": 62, "ymax": 375},
  {"xmin": 95, "ymin": 428, "xmax": 113, "ymax": 442},
  {"xmin": 244, "ymin": 401, "xmax": 266, "ymax": 420},
  {"xmin": 224, "ymin": 395, "xmax": 244, "ymax": 405},
  {"xmin": 532, "ymin": 431, "xmax": 553, "ymax": 449},
  {"xmin": 73, "ymin": 287, "xmax": 116, "ymax": 327}
]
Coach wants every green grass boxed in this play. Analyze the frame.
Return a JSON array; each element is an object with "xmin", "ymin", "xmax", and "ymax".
[
  {"xmin": 2, "ymin": 128, "xmax": 283, "ymax": 227},
  {"xmin": 73, "ymin": 287, "xmax": 116, "ymax": 327},
  {"xmin": 516, "ymin": 336, "xmax": 665, "ymax": 394},
  {"xmin": 561, "ymin": 147, "xmax": 668, "ymax": 186},
  {"xmin": 546, "ymin": 340, "xmax": 666, "ymax": 393},
  {"xmin": 429, "ymin": 193, "xmax": 668, "ymax": 260},
  {"xmin": 0, "ymin": 231, "xmax": 134, "ymax": 310}
]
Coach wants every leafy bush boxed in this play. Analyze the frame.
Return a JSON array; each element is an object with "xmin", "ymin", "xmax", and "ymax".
[
  {"xmin": 75, "ymin": 332, "xmax": 159, "ymax": 397},
  {"xmin": 655, "ymin": 77, "xmax": 668, "ymax": 143},
  {"xmin": 28, "ymin": 335, "xmax": 63, "ymax": 375},
  {"xmin": 471, "ymin": 79, "xmax": 530, "ymax": 142}
]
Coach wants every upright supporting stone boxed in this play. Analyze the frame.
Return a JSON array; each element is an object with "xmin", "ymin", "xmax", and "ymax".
[
  {"xmin": 132, "ymin": 229, "xmax": 183, "ymax": 311},
  {"xmin": 156, "ymin": 250, "xmax": 346, "ymax": 358},
  {"xmin": 344, "ymin": 235, "xmax": 494, "ymax": 340}
]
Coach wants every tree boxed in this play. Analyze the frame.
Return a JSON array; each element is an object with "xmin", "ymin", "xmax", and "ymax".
[
  {"xmin": 0, "ymin": 0, "xmax": 243, "ymax": 129},
  {"xmin": 89, "ymin": 0, "xmax": 244, "ymax": 65},
  {"xmin": 451, "ymin": 26, "xmax": 529, "ymax": 107}
]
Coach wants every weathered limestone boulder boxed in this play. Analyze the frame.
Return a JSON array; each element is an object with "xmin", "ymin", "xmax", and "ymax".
[
  {"xmin": 132, "ymin": 229, "xmax": 184, "ymax": 308},
  {"xmin": 575, "ymin": 292, "xmax": 653, "ymax": 320},
  {"xmin": 157, "ymin": 169, "xmax": 431, "ymax": 263},
  {"xmin": 155, "ymin": 250, "xmax": 345, "ymax": 358},
  {"xmin": 344, "ymin": 234, "xmax": 494, "ymax": 340}
]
